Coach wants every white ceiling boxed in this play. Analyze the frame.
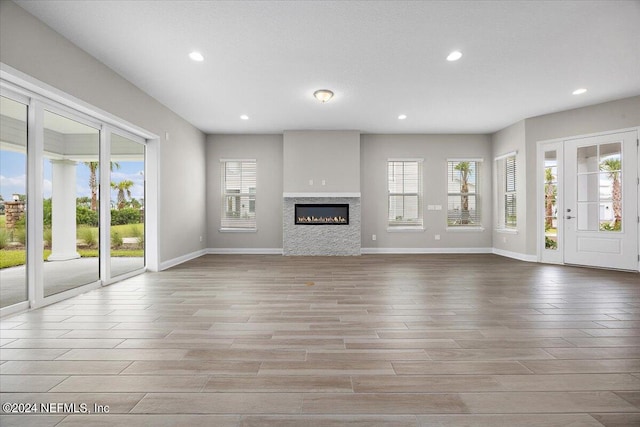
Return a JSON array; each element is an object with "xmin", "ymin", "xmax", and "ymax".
[{"xmin": 15, "ymin": 0, "xmax": 640, "ymax": 135}]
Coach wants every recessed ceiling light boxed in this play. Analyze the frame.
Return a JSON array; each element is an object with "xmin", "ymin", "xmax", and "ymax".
[
  {"xmin": 240, "ymin": 114, "xmax": 249, "ymax": 120},
  {"xmin": 572, "ymin": 88, "xmax": 587, "ymax": 95},
  {"xmin": 398, "ymin": 114, "xmax": 407, "ymax": 120},
  {"xmin": 189, "ymin": 51, "xmax": 204, "ymax": 62},
  {"xmin": 447, "ymin": 51, "xmax": 462, "ymax": 61}
]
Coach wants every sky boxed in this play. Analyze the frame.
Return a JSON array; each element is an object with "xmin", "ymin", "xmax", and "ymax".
[{"xmin": 0, "ymin": 150, "xmax": 144, "ymax": 204}]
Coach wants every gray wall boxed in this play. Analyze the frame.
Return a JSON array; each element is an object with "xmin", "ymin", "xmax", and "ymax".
[
  {"xmin": 0, "ymin": 1, "xmax": 207, "ymax": 265},
  {"xmin": 206, "ymin": 134, "xmax": 283, "ymax": 249},
  {"xmin": 361, "ymin": 134, "xmax": 493, "ymax": 250},
  {"xmin": 522, "ymin": 95, "xmax": 640, "ymax": 256},
  {"xmin": 491, "ymin": 120, "xmax": 527, "ymax": 255},
  {"xmin": 283, "ymin": 130, "xmax": 360, "ymax": 193}
]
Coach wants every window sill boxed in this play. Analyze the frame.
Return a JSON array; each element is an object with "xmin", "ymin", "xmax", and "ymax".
[
  {"xmin": 446, "ymin": 226, "xmax": 485, "ymax": 232},
  {"xmin": 495, "ymin": 228, "xmax": 518, "ymax": 234},
  {"xmin": 387, "ymin": 226, "xmax": 425, "ymax": 233},
  {"xmin": 219, "ymin": 228, "xmax": 258, "ymax": 233}
]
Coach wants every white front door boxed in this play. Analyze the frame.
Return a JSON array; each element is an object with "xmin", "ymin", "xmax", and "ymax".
[{"xmin": 564, "ymin": 130, "xmax": 638, "ymax": 270}]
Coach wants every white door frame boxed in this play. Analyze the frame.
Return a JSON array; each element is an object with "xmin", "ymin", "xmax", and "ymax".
[{"xmin": 537, "ymin": 127, "xmax": 640, "ymax": 272}]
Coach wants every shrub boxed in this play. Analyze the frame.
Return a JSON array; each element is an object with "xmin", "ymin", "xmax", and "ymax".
[
  {"xmin": 128, "ymin": 224, "xmax": 144, "ymax": 247},
  {"xmin": 0, "ymin": 229, "xmax": 8, "ymax": 249},
  {"xmin": 43, "ymin": 227, "xmax": 52, "ymax": 248},
  {"xmin": 76, "ymin": 205, "xmax": 99, "ymax": 227},
  {"xmin": 111, "ymin": 230, "xmax": 123, "ymax": 248},
  {"xmin": 13, "ymin": 227, "xmax": 26, "ymax": 245},
  {"xmin": 43, "ymin": 198, "xmax": 52, "ymax": 226},
  {"xmin": 111, "ymin": 208, "xmax": 141, "ymax": 225},
  {"xmin": 78, "ymin": 227, "xmax": 98, "ymax": 248}
]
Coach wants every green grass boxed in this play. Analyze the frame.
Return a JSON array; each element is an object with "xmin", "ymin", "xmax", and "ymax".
[
  {"xmin": 0, "ymin": 248, "xmax": 143, "ymax": 269},
  {"xmin": 78, "ymin": 223, "xmax": 143, "ymax": 239}
]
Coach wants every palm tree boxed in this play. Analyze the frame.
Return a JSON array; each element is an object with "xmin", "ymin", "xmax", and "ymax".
[
  {"xmin": 111, "ymin": 180, "xmax": 134, "ymax": 210},
  {"xmin": 600, "ymin": 158, "xmax": 622, "ymax": 227},
  {"xmin": 83, "ymin": 161, "xmax": 120, "ymax": 211},
  {"xmin": 544, "ymin": 167, "xmax": 556, "ymax": 229},
  {"xmin": 454, "ymin": 161, "xmax": 471, "ymax": 224}
]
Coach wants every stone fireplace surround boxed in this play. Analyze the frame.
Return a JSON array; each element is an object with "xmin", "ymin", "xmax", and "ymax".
[{"xmin": 283, "ymin": 194, "xmax": 361, "ymax": 256}]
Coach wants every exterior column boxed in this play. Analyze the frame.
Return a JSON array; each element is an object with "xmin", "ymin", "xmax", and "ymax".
[{"xmin": 48, "ymin": 159, "xmax": 80, "ymax": 261}]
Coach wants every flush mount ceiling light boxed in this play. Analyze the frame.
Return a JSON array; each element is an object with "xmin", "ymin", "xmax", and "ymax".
[
  {"xmin": 447, "ymin": 50, "xmax": 463, "ymax": 61},
  {"xmin": 313, "ymin": 89, "xmax": 334, "ymax": 103},
  {"xmin": 572, "ymin": 88, "xmax": 587, "ymax": 95},
  {"xmin": 188, "ymin": 51, "xmax": 204, "ymax": 62},
  {"xmin": 398, "ymin": 114, "xmax": 407, "ymax": 120},
  {"xmin": 240, "ymin": 114, "xmax": 249, "ymax": 120}
]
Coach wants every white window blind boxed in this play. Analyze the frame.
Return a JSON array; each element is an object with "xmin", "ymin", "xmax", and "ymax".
[
  {"xmin": 388, "ymin": 160, "xmax": 423, "ymax": 227},
  {"xmin": 221, "ymin": 160, "xmax": 256, "ymax": 229},
  {"xmin": 501, "ymin": 154, "xmax": 517, "ymax": 228},
  {"xmin": 447, "ymin": 160, "xmax": 480, "ymax": 226}
]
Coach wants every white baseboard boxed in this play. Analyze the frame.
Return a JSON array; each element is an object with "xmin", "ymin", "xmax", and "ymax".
[
  {"xmin": 361, "ymin": 247, "xmax": 493, "ymax": 254},
  {"xmin": 163, "ymin": 247, "xmax": 535, "ymax": 263},
  {"xmin": 492, "ymin": 248, "xmax": 537, "ymax": 262},
  {"xmin": 207, "ymin": 248, "xmax": 284, "ymax": 255},
  {"xmin": 160, "ymin": 249, "xmax": 207, "ymax": 270}
]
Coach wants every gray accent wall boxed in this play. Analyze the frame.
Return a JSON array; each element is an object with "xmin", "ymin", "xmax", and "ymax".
[
  {"xmin": 283, "ymin": 130, "xmax": 360, "ymax": 193},
  {"xmin": 206, "ymin": 134, "xmax": 284, "ymax": 249},
  {"xmin": 0, "ymin": 0, "xmax": 207, "ymax": 266},
  {"xmin": 361, "ymin": 134, "xmax": 493, "ymax": 250}
]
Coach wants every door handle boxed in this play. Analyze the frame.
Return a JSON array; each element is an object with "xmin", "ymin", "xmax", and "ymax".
[{"xmin": 566, "ymin": 215, "xmax": 574, "ymax": 219}]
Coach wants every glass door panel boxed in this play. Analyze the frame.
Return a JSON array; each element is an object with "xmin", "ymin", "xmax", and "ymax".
[
  {"xmin": 598, "ymin": 142, "xmax": 622, "ymax": 231},
  {"xmin": 543, "ymin": 150, "xmax": 558, "ymax": 250},
  {"xmin": 43, "ymin": 110, "xmax": 100, "ymax": 297},
  {"xmin": 110, "ymin": 133, "xmax": 145, "ymax": 277},
  {"xmin": 0, "ymin": 96, "xmax": 28, "ymax": 308}
]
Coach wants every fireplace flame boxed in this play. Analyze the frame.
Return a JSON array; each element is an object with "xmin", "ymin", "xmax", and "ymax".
[{"xmin": 297, "ymin": 216, "xmax": 347, "ymax": 224}]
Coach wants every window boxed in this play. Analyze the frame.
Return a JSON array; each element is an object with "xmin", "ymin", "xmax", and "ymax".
[
  {"xmin": 221, "ymin": 160, "xmax": 256, "ymax": 230},
  {"xmin": 496, "ymin": 153, "xmax": 517, "ymax": 229},
  {"xmin": 388, "ymin": 159, "xmax": 423, "ymax": 228},
  {"xmin": 447, "ymin": 160, "xmax": 480, "ymax": 226}
]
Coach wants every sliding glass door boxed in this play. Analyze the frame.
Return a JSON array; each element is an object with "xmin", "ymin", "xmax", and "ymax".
[
  {"xmin": 0, "ymin": 96, "xmax": 28, "ymax": 309},
  {"xmin": 43, "ymin": 109, "xmax": 101, "ymax": 297},
  {"xmin": 110, "ymin": 132, "xmax": 145, "ymax": 278},
  {"xmin": 0, "ymin": 85, "xmax": 148, "ymax": 313}
]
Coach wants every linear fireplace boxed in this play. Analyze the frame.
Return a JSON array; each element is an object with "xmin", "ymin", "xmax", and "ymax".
[{"xmin": 295, "ymin": 203, "xmax": 349, "ymax": 225}]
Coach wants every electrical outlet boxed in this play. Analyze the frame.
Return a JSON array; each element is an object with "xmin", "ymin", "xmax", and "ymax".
[
  {"xmin": 372, "ymin": 234, "xmax": 376, "ymax": 241},
  {"xmin": 309, "ymin": 179, "xmax": 313, "ymax": 185},
  {"xmin": 322, "ymin": 179, "xmax": 326, "ymax": 186},
  {"xmin": 435, "ymin": 234, "xmax": 441, "ymax": 240},
  {"xmin": 199, "ymin": 236, "xmax": 203, "ymax": 242}
]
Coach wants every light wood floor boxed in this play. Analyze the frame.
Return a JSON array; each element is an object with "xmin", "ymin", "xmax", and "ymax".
[{"xmin": 1, "ymin": 254, "xmax": 639, "ymax": 426}]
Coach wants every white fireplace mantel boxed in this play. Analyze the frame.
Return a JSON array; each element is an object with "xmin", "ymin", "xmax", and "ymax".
[{"xmin": 283, "ymin": 192, "xmax": 361, "ymax": 198}]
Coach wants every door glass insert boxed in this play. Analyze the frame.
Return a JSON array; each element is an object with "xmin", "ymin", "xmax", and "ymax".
[
  {"xmin": 43, "ymin": 110, "xmax": 100, "ymax": 297},
  {"xmin": 598, "ymin": 142, "xmax": 622, "ymax": 232},
  {"xmin": 0, "ymin": 96, "xmax": 28, "ymax": 308},
  {"xmin": 543, "ymin": 150, "xmax": 558, "ymax": 250},
  {"xmin": 110, "ymin": 133, "xmax": 145, "ymax": 277}
]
